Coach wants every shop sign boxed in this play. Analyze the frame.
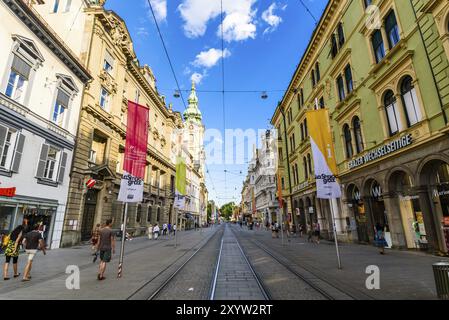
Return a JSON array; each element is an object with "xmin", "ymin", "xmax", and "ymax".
[
  {"xmin": 86, "ymin": 178, "xmax": 96, "ymax": 189},
  {"xmin": 0, "ymin": 187, "xmax": 16, "ymax": 197},
  {"xmin": 348, "ymin": 134, "xmax": 413, "ymax": 170}
]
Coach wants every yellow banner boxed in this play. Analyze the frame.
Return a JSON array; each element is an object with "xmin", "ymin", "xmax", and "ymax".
[
  {"xmin": 306, "ymin": 109, "xmax": 341, "ymax": 199},
  {"xmin": 176, "ymin": 156, "xmax": 186, "ymax": 195}
]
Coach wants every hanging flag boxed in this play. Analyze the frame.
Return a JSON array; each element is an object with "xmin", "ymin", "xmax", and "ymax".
[
  {"xmin": 118, "ymin": 101, "xmax": 149, "ymax": 203},
  {"xmin": 276, "ymin": 172, "xmax": 283, "ymax": 209},
  {"xmin": 306, "ymin": 109, "xmax": 341, "ymax": 199},
  {"xmin": 174, "ymin": 156, "xmax": 186, "ymax": 209}
]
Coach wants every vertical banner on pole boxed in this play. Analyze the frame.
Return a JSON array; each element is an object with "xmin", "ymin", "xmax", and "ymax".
[
  {"xmin": 307, "ymin": 109, "xmax": 342, "ymax": 269},
  {"xmin": 117, "ymin": 101, "xmax": 149, "ymax": 278},
  {"xmin": 174, "ymin": 156, "xmax": 186, "ymax": 248}
]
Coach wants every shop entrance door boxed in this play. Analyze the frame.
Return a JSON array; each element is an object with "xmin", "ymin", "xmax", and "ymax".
[{"xmin": 81, "ymin": 189, "xmax": 98, "ymax": 241}]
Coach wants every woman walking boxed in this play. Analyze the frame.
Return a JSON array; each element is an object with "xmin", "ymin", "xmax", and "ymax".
[
  {"xmin": 147, "ymin": 224, "xmax": 153, "ymax": 240},
  {"xmin": 375, "ymin": 222, "xmax": 388, "ymax": 254},
  {"xmin": 3, "ymin": 218, "xmax": 29, "ymax": 280},
  {"xmin": 91, "ymin": 223, "xmax": 101, "ymax": 254}
]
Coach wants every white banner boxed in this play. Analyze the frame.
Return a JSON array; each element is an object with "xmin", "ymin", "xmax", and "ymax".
[
  {"xmin": 311, "ymin": 138, "xmax": 341, "ymax": 199},
  {"xmin": 117, "ymin": 171, "xmax": 144, "ymax": 203},
  {"xmin": 174, "ymin": 191, "xmax": 186, "ymax": 209}
]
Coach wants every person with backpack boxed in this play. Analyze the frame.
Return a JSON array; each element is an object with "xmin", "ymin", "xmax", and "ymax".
[{"xmin": 3, "ymin": 218, "xmax": 30, "ymax": 280}]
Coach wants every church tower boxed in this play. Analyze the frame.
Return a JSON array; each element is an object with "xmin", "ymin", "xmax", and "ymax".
[{"xmin": 183, "ymin": 81, "xmax": 205, "ymax": 174}]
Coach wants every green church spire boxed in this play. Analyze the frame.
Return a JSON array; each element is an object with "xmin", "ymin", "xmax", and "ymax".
[{"xmin": 183, "ymin": 81, "xmax": 202, "ymax": 124}]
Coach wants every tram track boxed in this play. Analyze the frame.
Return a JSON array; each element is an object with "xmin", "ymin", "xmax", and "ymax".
[{"xmin": 233, "ymin": 226, "xmax": 376, "ymax": 300}]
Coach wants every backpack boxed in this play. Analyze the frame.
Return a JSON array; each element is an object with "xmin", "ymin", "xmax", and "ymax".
[{"xmin": 2, "ymin": 234, "xmax": 10, "ymax": 248}]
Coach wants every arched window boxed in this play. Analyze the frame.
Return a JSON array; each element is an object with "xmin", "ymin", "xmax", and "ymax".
[
  {"xmin": 147, "ymin": 205, "xmax": 152, "ymax": 222},
  {"xmin": 304, "ymin": 118, "xmax": 308, "ymax": 137},
  {"xmin": 295, "ymin": 164, "xmax": 299, "ymax": 185},
  {"xmin": 343, "ymin": 124, "xmax": 353, "ymax": 159},
  {"xmin": 303, "ymin": 156, "xmax": 308, "ymax": 180},
  {"xmin": 384, "ymin": 90, "xmax": 402, "ymax": 135},
  {"xmin": 352, "ymin": 116, "xmax": 364, "ymax": 153},
  {"xmin": 400, "ymin": 76, "xmax": 422, "ymax": 127},
  {"xmin": 307, "ymin": 153, "xmax": 313, "ymax": 175},
  {"xmin": 156, "ymin": 206, "xmax": 161, "ymax": 223}
]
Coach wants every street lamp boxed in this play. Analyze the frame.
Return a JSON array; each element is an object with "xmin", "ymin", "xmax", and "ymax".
[{"xmin": 173, "ymin": 90, "xmax": 180, "ymax": 98}]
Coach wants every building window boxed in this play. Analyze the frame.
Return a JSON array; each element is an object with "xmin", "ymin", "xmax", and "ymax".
[
  {"xmin": 384, "ymin": 90, "xmax": 401, "ymax": 136},
  {"xmin": 300, "ymin": 88, "xmax": 304, "ymax": 106},
  {"xmin": 315, "ymin": 62, "xmax": 321, "ymax": 83},
  {"xmin": 385, "ymin": 10, "xmax": 400, "ymax": 49},
  {"xmin": 103, "ymin": 50, "xmax": 114, "ymax": 75},
  {"xmin": 319, "ymin": 97, "xmax": 325, "ymax": 109},
  {"xmin": 53, "ymin": 0, "xmax": 60, "ymax": 13},
  {"xmin": 304, "ymin": 119, "xmax": 308, "ymax": 137},
  {"xmin": 36, "ymin": 144, "xmax": 67, "ymax": 184},
  {"xmin": 99, "ymin": 87, "xmax": 110, "ymax": 110},
  {"xmin": 307, "ymin": 153, "xmax": 313, "ymax": 175},
  {"xmin": 344, "ymin": 64, "xmax": 353, "ymax": 94},
  {"xmin": 337, "ymin": 75, "xmax": 345, "ymax": 101},
  {"xmin": 372, "ymin": 30, "xmax": 385, "ymax": 63},
  {"xmin": 311, "ymin": 70, "xmax": 316, "ymax": 88},
  {"xmin": 353, "ymin": 116, "xmax": 364, "ymax": 154},
  {"xmin": 343, "ymin": 124, "xmax": 353, "ymax": 159},
  {"xmin": 65, "ymin": 0, "xmax": 72, "ymax": 12},
  {"xmin": 281, "ymin": 177, "xmax": 285, "ymax": 189},
  {"xmin": 303, "ymin": 157, "xmax": 308, "ymax": 180},
  {"xmin": 147, "ymin": 204, "xmax": 153, "ymax": 222},
  {"xmin": 300, "ymin": 123, "xmax": 304, "ymax": 141},
  {"xmin": 52, "ymin": 88, "xmax": 70, "ymax": 127},
  {"xmin": 5, "ymin": 55, "xmax": 30, "ymax": 103},
  {"xmin": 331, "ymin": 34, "xmax": 338, "ymax": 58},
  {"xmin": 136, "ymin": 205, "xmax": 142, "ymax": 223},
  {"xmin": 400, "ymin": 76, "xmax": 422, "ymax": 127},
  {"xmin": 0, "ymin": 125, "xmax": 25, "ymax": 172},
  {"xmin": 337, "ymin": 23, "xmax": 345, "ymax": 48}
]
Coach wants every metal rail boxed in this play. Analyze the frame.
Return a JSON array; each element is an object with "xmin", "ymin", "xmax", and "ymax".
[
  {"xmin": 209, "ymin": 238, "xmax": 224, "ymax": 300},
  {"xmin": 236, "ymin": 228, "xmax": 373, "ymax": 300},
  {"xmin": 137, "ymin": 227, "xmax": 223, "ymax": 300}
]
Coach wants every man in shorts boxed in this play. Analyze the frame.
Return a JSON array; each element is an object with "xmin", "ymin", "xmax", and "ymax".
[
  {"xmin": 21, "ymin": 224, "xmax": 46, "ymax": 281},
  {"xmin": 96, "ymin": 219, "xmax": 115, "ymax": 280}
]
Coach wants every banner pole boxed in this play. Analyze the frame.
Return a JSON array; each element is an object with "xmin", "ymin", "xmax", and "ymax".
[
  {"xmin": 118, "ymin": 202, "xmax": 128, "ymax": 278},
  {"xmin": 329, "ymin": 199, "xmax": 342, "ymax": 269},
  {"xmin": 174, "ymin": 207, "xmax": 178, "ymax": 248}
]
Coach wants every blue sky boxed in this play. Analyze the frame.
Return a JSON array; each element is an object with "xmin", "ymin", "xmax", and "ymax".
[{"xmin": 105, "ymin": 0, "xmax": 328, "ymax": 207}]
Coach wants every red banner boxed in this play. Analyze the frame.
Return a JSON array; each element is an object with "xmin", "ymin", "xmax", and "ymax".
[
  {"xmin": 123, "ymin": 101, "xmax": 149, "ymax": 178},
  {"xmin": 118, "ymin": 101, "xmax": 149, "ymax": 203}
]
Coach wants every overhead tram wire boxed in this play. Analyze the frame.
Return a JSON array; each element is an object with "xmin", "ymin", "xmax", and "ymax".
[
  {"xmin": 298, "ymin": 0, "xmax": 318, "ymax": 24},
  {"xmin": 220, "ymin": 0, "xmax": 227, "ymax": 202},
  {"xmin": 147, "ymin": 0, "xmax": 187, "ymax": 109}
]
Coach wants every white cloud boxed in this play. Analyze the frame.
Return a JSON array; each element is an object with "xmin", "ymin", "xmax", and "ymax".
[
  {"xmin": 191, "ymin": 71, "xmax": 206, "ymax": 84},
  {"xmin": 136, "ymin": 27, "xmax": 149, "ymax": 37},
  {"xmin": 262, "ymin": 3, "xmax": 286, "ymax": 35},
  {"xmin": 146, "ymin": 0, "xmax": 167, "ymax": 23},
  {"xmin": 193, "ymin": 48, "xmax": 231, "ymax": 68},
  {"xmin": 178, "ymin": 0, "xmax": 257, "ymax": 42}
]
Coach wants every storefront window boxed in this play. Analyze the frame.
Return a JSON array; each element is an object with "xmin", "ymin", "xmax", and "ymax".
[{"xmin": 0, "ymin": 204, "xmax": 16, "ymax": 233}]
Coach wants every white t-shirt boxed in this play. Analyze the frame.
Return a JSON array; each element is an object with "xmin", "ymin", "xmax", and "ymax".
[{"xmin": 153, "ymin": 225, "xmax": 160, "ymax": 233}]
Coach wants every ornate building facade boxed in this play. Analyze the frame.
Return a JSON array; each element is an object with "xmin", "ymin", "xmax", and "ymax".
[
  {"xmin": 272, "ymin": 0, "xmax": 449, "ymax": 255},
  {"xmin": 31, "ymin": 0, "xmax": 180, "ymax": 246}
]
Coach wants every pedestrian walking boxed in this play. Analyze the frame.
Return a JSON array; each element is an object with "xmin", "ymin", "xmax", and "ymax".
[
  {"xmin": 307, "ymin": 224, "xmax": 313, "ymax": 242},
  {"xmin": 173, "ymin": 224, "xmax": 177, "ymax": 236},
  {"xmin": 147, "ymin": 225, "xmax": 153, "ymax": 240},
  {"xmin": 153, "ymin": 223, "xmax": 160, "ymax": 240},
  {"xmin": 3, "ymin": 218, "xmax": 29, "ymax": 280},
  {"xmin": 21, "ymin": 224, "xmax": 46, "ymax": 282},
  {"xmin": 168, "ymin": 223, "xmax": 172, "ymax": 235},
  {"xmin": 314, "ymin": 222, "xmax": 321, "ymax": 244},
  {"xmin": 375, "ymin": 222, "xmax": 388, "ymax": 255},
  {"xmin": 162, "ymin": 223, "xmax": 167, "ymax": 236},
  {"xmin": 91, "ymin": 223, "xmax": 101, "ymax": 254},
  {"xmin": 271, "ymin": 222, "xmax": 276, "ymax": 238},
  {"xmin": 274, "ymin": 221, "xmax": 280, "ymax": 238},
  {"xmin": 96, "ymin": 219, "xmax": 115, "ymax": 281}
]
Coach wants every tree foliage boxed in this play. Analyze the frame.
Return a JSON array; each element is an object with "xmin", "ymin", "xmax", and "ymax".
[{"xmin": 220, "ymin": 202, "xmax": 235, "ymax": 220}]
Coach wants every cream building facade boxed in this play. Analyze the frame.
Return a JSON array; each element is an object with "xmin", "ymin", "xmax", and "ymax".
[{"xmin": 0, "ymin": 0, "xmax": 91, "ymax": 248}]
